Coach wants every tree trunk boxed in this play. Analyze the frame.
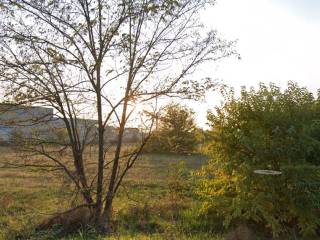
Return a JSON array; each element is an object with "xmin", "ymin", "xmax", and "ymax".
[
  {"xmin": 99, "ymin": 196, "xmax": 113, "ymax": 232},
  {"xmin": 95, "ymin": 65, "xmax": 105, "ymax": 225}
]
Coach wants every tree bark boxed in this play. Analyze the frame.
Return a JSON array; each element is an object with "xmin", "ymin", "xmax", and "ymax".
[{"xmin": 95, "ymin": 64, "xmax": 105, "ymax": 225}]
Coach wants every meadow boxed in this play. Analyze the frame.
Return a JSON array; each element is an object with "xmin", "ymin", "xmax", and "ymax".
[{"xmin": 0, "ymin": 146, "xmax": 223, "ymax": 240}]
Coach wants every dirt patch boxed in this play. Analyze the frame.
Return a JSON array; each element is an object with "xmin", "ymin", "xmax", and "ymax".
[{"xmin": 225, "ymin": 223, "xmax": 255, "ymax": 240}]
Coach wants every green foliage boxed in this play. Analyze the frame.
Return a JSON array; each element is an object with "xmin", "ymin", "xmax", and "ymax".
[
  {"xmin": 145, "ymin": 103, "xmax": 199, "ymax": 154},
  {"xmin": 197, "ymin": 82, "xmax": 320, "ymax": 237},
  {"xmin": 167, "ymin": 161, "xmax": 191, "ymax": 198}
]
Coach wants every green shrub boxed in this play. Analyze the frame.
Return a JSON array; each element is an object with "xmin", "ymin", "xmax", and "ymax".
[
  {"xmin": 145, "ymin": 103, "xmax": 199, "ymax": 154},
  {"xmin": 197, "ymin": 82, "xmax": 320, "ymax": 237}
]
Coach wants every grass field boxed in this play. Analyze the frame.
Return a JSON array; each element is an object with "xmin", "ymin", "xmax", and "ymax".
[{"xmin": 0, "ymin": 146, "xmax": 224, "ymax": 240}]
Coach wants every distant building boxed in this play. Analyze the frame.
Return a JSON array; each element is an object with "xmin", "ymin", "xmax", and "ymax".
[
  {"xmin": 0, "ymin": 104, "xmax": 53, "ymax": 124},
  {"xmin": 0, "ymin": 104, "xmax": 53, "ymax": 143},
  {"xmin": 0, "ymin": 104, "xmax": 141, "ymax": 144}
]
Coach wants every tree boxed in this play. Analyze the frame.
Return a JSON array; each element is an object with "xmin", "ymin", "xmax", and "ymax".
[
  {"xmin": 197, "ymin": 82, "xmax": 320, "ymax": 237},
  {"xmin": 146, "ymin": 103, "xmax": 199, "ymax": 154},
  {"xmin": 0, "ymin": 0, "xmax": 235, "ymax": 231}
]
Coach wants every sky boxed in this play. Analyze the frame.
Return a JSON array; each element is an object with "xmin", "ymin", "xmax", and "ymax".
[
  {"xmin": 1, "ymin": 1, "xmax": 319, "ymax": 129},
  {"xmin": 192, "ymin": 0, "xmax": 320, "ymax": 128}
]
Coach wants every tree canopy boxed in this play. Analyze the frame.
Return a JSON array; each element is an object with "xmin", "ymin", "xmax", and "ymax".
[{"xmin": 0, "ymin": 0, "xmax": 234, "ymax": 231}]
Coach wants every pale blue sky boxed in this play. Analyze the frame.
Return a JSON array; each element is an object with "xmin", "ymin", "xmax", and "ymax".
[
  {"xmin": 192, "ymin": 0, "xmax": 320, "ymax": 127},
  {"xmin": 275, "ymin": 0, "xmax": 320, "ymax": 23}
]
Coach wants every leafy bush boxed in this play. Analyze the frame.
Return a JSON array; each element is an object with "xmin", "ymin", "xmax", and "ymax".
[
  {"xmin": 145, "ymin": 103, "xmax": 199, "ymax": 154},
  {"xmin": 197, "ymin": 82, "xmax": 320, "ymax": 237}
]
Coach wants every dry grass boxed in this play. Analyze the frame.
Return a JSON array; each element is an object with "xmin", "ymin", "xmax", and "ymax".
[{"xmin": 0, "ymin": 146, "xmax": 213, "ymax": 239}]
